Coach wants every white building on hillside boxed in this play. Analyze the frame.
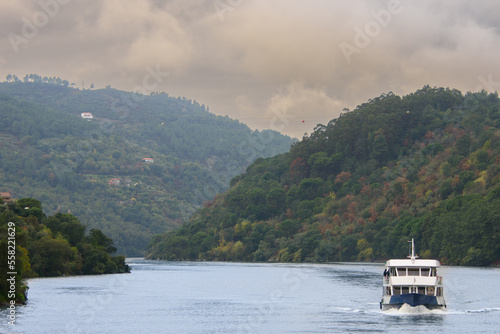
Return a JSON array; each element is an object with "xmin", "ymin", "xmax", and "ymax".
[{"xmin": 81, "ymin": 112, "xmax": 94, "ymax": 119}]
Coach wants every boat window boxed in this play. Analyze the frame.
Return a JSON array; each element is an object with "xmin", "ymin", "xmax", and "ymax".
[
  {"xmin": 431, "ymin": 268, "xmax": 437, "ymax": 277},
  {"xmin": 421, "ymin": 268, "xmax": 430, "ymax": 276},
  {"xmin": 401, "ymin": 287, "xmax": 410, "ymax": 294},
  {"xmin": 436, "ymin": 287, "xmax": 443, "ymax": 297},
  {"xmin": 408, "ymin": 268, "xmax": 419, "ymax": 276},
  {"xmin": 385, "ymin": 287, "xmax": 392, "ymax": 295},
  {"xmin": 397, "ymin": 268, "xmax": 407, "ymax": 276},
  {"xmin": 393, "ymin": 287, "xmax": 401, "ymax": 295},
  {"xmin": 427, "ymin": 286, "xmax": 435, "ymax": 296}
]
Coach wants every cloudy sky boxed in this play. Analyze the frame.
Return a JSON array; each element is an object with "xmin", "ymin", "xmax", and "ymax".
[{"xmin": 1, "ymin": 0, "xmax": 499, "ymax": 138}]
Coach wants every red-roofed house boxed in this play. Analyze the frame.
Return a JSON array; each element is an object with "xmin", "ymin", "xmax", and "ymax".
[
  {"xmin": 0, "ymin": 192, "xmax": 12, "ymax": 202},
  {"xmin": 108, "ymin": 178, "xmax": 120, "ymax": 186}
]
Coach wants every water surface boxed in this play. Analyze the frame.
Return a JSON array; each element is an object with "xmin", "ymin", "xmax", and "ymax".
[{"xmin": 2, "ymin": 260, "xmax": 499, "ymax": 333}]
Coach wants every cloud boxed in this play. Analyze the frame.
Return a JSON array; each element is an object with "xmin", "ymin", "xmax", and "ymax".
[
  {"xmin": 1, "ymin": 0, "xmax": 499, "ymax": 137},
  {"xmin": 96, "ymin": 0, "xmax": 194, "ymax": 72},
  {"xmin": 204, "ymin": 1, "xmax": 341, "ymax": 83},
  {"xmin": 0, "ymin": 0, "xmax": 194, "ymax": 81},
  {"xmin": 264, "ymin": 82, "xmax": 343, "ymax": 138}
]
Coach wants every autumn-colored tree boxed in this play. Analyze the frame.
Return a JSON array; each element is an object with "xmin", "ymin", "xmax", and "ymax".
[{"xmin": 335, "ymin": 171, "xmax": 351, "ymax": 184}]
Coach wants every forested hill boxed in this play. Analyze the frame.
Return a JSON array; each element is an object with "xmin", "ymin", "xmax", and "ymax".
[
  {"xmin": 0, "ymin": 77, "xmax": 295, "ymax": 256},
  {"xmin": 147, "ymin": 86, "xmax": 500, "ymax": 266}
]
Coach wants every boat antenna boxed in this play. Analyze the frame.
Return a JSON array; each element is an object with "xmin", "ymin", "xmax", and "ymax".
[{"xmin": 407, "ymin": 238, "xmax": 418, "ymax": 261}]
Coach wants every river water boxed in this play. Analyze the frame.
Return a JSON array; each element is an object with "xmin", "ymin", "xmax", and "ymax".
[{"xmin": 2, "ymin": 259, "xmax": 500, "ymax": 333}]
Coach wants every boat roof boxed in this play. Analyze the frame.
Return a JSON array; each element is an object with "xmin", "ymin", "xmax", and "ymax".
[{"xmin": 386, "ymin": 259, "xmax": 440, "ymax": 267}]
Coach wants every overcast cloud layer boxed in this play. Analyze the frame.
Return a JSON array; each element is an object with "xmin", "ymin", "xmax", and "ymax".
[{"xmin": 1, "ymin": 0, "xmax": 499, "ymax": 138}]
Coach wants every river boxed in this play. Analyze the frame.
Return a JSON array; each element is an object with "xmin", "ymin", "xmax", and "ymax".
[{"xmin": 1, "ymin": 259, "xmax": 500, "ymax": 333}]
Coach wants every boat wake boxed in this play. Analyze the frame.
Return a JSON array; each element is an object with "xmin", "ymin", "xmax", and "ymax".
[
  {"xmin": 465, "ymin": 307, "xmax": 500, "ymax": 314},
  {"xmin": 383, "ymin": 304, "xmax": 446, "ymax": 315},
  {"xmin": 383, "ymin": 305, "xmax": 500, "ymax": 316}
]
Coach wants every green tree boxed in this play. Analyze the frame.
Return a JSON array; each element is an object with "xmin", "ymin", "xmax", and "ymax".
[
  {"xmin": 266, "ymin": 188, "xmax": 286, "ymax": 209},
  {"xmin": 30, "ymin": 236, "xmax": 80, "ymax": 276},
  {"xmin": 86, "ymin": 228, "xmax": 117, "ymax": 254},
  {"xmin": 370, "ymin": 132, "xmax": 389, "ymax": 163},
  {"xmin": 45, "ymin": 213, "xmax": 86, "ymax": 246},
  {"xmin": 278, "ymin": 220, "xmax": 300, "ymax": 238},
  {"xmin": 299, "ymin": 178, "xmax": 325, "ymax": 201}
]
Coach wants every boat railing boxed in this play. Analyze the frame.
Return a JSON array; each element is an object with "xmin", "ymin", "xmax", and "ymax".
[{"xmin": 384, "ymin": 275, "xmax": 439, "ymax": 286}]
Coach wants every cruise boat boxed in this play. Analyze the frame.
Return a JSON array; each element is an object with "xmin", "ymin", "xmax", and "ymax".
[{"xmin": 380, "ymin": 239, "xmax": 446, "ymax": 310}]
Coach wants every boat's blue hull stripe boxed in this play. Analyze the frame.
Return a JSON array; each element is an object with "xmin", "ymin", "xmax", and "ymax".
[{"xmin": 388, "ymin": 293, "xmax": 439, "ymax": 307}]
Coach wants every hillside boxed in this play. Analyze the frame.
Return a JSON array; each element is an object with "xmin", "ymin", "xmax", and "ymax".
[
  {"xmin": 147, "ymin": 86, "xmax": 500, "ymax": 266},
  {"xmin": 0, "ymin": 77, "xmax": 295, "ymax": 256}
]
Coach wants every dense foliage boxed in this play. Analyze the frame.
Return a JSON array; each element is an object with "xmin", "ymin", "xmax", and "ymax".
[
  {"xmin": 0, "ymin": 77, "xmax": 294, "ymax": 255},
  {"xmin": 147, "ymin": 86, "xmax": 500, "ymax": 266},
  {"xmin": 0, "ymin": 197, "xmax": 129, "ymax": 304}
]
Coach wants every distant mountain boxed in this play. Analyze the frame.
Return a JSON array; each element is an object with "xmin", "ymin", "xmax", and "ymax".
[
  {"xmin": 147, "ymin": 86, "xmax": 500, "ymax": 266},
  {"xmin": 0, "ymin": 77, "xmax": 295, "ymax": 256}
]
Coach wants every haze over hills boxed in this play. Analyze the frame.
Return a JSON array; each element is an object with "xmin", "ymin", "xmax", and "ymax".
[
  {"xmin": 0, "ymin": 77, "xmax": 295, "ymax": 256},
  {"xmin": 147, "ymin": 86, "xmax": 500, "ymax": 266}
]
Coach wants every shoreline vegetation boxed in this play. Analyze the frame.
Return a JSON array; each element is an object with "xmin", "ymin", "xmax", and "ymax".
[
  {"xmin": 147, "ymin": 86, "xmax": 500, "ymax": 266},
  {"xmin": 0, "ymin": 198, "xmax": 130, "ymax": 305},
  {"xmin": 139, "ymin": 258, "xmax": 500, "ymax": 268}
]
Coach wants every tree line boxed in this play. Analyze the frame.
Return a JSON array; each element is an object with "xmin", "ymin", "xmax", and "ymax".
[{"xmin": 5, "ymin": 73, "xmax": 70, "ymax": 87}]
